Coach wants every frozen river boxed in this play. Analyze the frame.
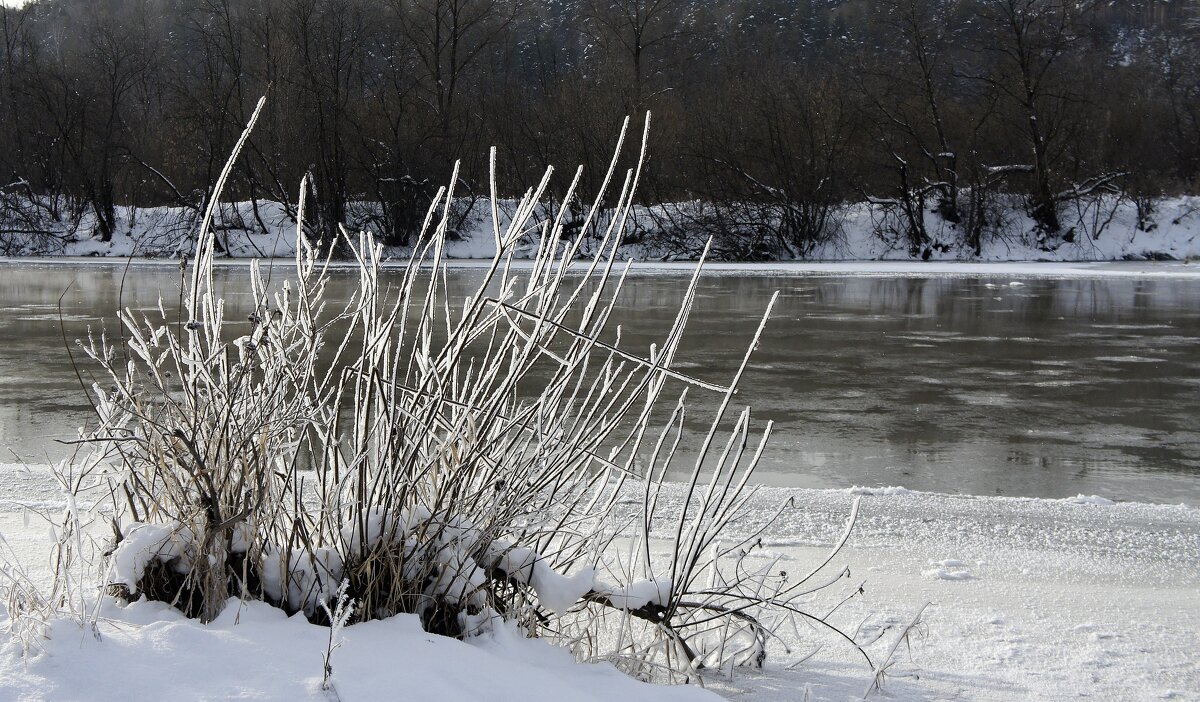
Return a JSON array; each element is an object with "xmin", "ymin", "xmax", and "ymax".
[{"xmin": 1, "ymin": 259, "xmax": 1198, "ymax": 504}]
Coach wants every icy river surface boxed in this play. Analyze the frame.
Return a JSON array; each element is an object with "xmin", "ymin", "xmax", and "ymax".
[{"xmin": 1, "ymin": 259, "xmax": 1198, "ymax": 504}]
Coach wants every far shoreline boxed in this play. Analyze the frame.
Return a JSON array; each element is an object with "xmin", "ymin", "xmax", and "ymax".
[{"xmin": 4, "ymin": 256, "xmax": 1200, "ymax": 278}]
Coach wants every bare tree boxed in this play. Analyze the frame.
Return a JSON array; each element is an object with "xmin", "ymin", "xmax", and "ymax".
[{"xmin": 975, "ymin": 0, "xmax": 1092, "ymax": 239}]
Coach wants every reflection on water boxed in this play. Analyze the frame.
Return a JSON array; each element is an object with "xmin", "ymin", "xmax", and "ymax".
[{"xmin": 1, "ymin": 261, "xmax": 1198, "ymax": 503}]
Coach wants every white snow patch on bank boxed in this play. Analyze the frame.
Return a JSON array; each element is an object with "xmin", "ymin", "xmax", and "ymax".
[
  {"xmin": 847, "ymin": 485, "xmax": 913, "ymax": 497},
  {"xmin": 0, "ymin": 599, "xmax": 717, "ymax": 702},
  {"xmin": 1063, "ymin": 494, "xmax": 1117, "ymax": 506},
  {"xmin": 6, "ymin": 194, "xmax": 1200, "ymax": 266},
  {"xmin": 923, "ymin": 559, "xmax": 977, "ymax": 581}
]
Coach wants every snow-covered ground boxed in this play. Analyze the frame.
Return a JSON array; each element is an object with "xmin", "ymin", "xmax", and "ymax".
[
  {"xmin": 5, "ymin": 195, "xmax": 1199, "ymax": 264},
  {"xmin": 1, "ymin": 478, "xmax": 1196, "ymax": 701},
  {"xmin": 2, "ymin": 213, "xmax": 1199, "ymax": 699},
  {"xmin": 701, "ymin": 486, "xmax": 1200, "ymax": 701},
  {"xmin": 0, "ymin": 594, "xmax": 716, "ymax": 702}
]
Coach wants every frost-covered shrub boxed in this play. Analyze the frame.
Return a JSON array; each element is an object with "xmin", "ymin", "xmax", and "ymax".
[{"xmin": 74, "ymin": 105, "xmax": 864, "ymax": 682}]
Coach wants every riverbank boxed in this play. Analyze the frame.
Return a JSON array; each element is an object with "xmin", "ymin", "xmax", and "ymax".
[
  {"xmin": 1, "ymin": 478, "xmax": 1196, "ymax": 700},
  {"xmin": 3, "ymin": 195, "xmax": 1199, "ymax": 264},
  {"xmin": 7, "ymin": 256, "xmax": 1200, "ymax": 278}
]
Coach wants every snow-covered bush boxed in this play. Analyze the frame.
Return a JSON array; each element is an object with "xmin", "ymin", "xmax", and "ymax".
[{"xmin": 53, "ymin": 102, "xmax": 864, "ymax": 683}]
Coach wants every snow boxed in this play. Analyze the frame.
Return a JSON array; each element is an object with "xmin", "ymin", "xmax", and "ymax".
[
  {"xmin": 921, "ymin": 559, "xmax": 977, "ymax": 581},
  {"xmin": 260, "ymin": 546, "xmax": 345, "ymax": 616},
  {"xmin": 846, "ymin": 486, "xmax": 912, "ymax": 497},
  {"xmin": 0, "ymin": 599, "xmax": 718, "ymax": 702},
  {"xmin": 6, "ymin": 194, "xmax": 1200, "ymax": 265},
  {"xmin": 528, "ymin": 563, "xmax": 597, "ymax": 617},
  {"xmin": 3, "ymin": 482, "xmax": 1197, "ymax": 700},
  {"xmin": 693, "ymin": 485, "xmax": 1199, "ymax": 700},
  {"xmin": 111, "ymin": 507, "xmax": 617, "ymax": 621},
  {"xmin": 593, "ymin": 577, "xmax": 674, "ymax": 611},
  {"xmin": 108, "ymin": 522, "xmax": 195, "ymax": 594},
  {"xmin": 487, "ymin": 540, "xmax": 659, "ymax": 616},
  {"xmin": 487, "ymin": 542, "xmax": 539, "ymax": 585},
  {"xmin": 427, "ymin": 546, "xmax": 488, "ymax": 608},
  {"xmin": 1063, "ymin": 494, "xmax": 1117, "ymax": 506}
]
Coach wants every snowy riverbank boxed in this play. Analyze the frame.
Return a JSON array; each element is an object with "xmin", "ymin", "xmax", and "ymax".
[
  {"xmin": 4, "ymin": 195, "xmax": 1199, "ymax": 265},
  {"xmin": 1, "ymin": 476, "xmax": 1196, "ymax": 701},
  {"xmin": 8, "ymin": 255, "xmax": 1200, "ymax": 282}
]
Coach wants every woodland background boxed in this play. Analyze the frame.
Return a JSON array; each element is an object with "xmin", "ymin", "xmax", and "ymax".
[{"xmin": 1, "ymin": 0, "xmax": 1197, "ymax": 258}]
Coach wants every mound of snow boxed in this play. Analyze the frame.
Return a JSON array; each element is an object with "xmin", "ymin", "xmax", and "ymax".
[
  {"xmin": 108, "ymin": 523, "xmax": 195, "ymax": 593},
  {"xmin": 1064, "ymin": 494, "xmax": 1117, "ymax": 506},
  {"xmin": 0, "ymin": 599, "xmax": 717, "ymax": 702},
  {"xmin": 922, "ymin": 559, "xmax": 976, "ymax": 581}
]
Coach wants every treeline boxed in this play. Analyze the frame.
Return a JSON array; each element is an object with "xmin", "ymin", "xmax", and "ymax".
[{"xmin": 0, "ymin": 0, "xmax": 1197, "ymax": 258}]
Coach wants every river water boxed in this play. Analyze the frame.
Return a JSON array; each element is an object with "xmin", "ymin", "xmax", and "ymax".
[{"xmin": 1, "ymin": 260, "xmax": 1198, "ymax": 504}]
